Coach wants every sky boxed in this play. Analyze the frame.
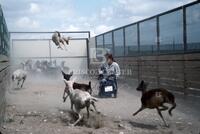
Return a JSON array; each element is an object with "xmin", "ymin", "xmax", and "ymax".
[{"xmin": 0, "ymin": 0, "xmax": 196, "ymax": 36}]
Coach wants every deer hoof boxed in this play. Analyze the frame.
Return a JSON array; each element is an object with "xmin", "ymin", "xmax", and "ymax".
[
  {"xmin": 97, "ymin": 111, "xmax": 101, "ymax": 114},
  {"xmin": 90, "ymin": 109, "xmax": 94, "ymax": 112},
  {"xmin": 69, "ymin": 124, "xmax": 75, "ymax": 127},
  {"xmin": 163, "ymin": 123, "xmax": 169, "ymax": 128}
]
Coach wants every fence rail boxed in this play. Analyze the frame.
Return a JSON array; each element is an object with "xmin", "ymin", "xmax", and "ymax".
[{"xmin": 95, "ymin": 1, "xmax": 200, "ymax": 58}]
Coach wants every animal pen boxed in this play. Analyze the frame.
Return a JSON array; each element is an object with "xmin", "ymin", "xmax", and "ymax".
[
  {"xmin": 10, "ymin": 31, "xmax": 90, "ymax": 73},
  {"xmin": 0, "ymin": 1, "xmax": 200, "ymax": 134},
  {"xmin": 90, "ymin": 0, "xmax": 200, "ymax": 96}
]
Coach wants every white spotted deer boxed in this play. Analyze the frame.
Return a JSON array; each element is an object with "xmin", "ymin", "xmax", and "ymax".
[{"xmin": 63, "ymin": 79, "xmax": 99, "ymax": 126}]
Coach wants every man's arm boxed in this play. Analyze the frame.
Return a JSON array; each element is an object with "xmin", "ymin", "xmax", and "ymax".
[{"xmin": 115, "ymin": 63, "xmax": 121, "ymax": 77}]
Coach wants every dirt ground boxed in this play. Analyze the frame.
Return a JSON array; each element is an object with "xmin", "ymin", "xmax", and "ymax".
[{"xmin": 1, "ymin": 74, "xmax": 200, "ymax": 134}]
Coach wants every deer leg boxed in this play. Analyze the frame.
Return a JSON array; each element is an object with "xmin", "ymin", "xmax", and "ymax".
[
  {"xmin": 85, "ymin": 100, "xmax": 91, "ymax": 118},
  {"xmin": 86, "ymin": 106, "xmax": 90, "ymax": 118},
  {"xmin": 159, "ymin": 105, "xmax": 168, "ymax": 111},
  {"xmin": 62, "ymin": 90, "xmax": 65, "ymax": 98},
  {"xmin": 133, "ymin": 106, "xmax": 145, "ymax": 116},
  {"xmin": 21, "ymin": 78, "xmax": 26, "ymax": 88},
  {"xmin": 64, "ymin": 44, "xmax": 67, "ymax": 51},
  {"xmin": 71, "ymin": 101, "xmax": 74, "ymax": 111},
  {"xmin": 91, "ymin": 101, "xmax": 100, "ymax": 114},
  {"xmin": 156, "ymin": 108, "xmax": 168, "ymax": 127},
  {"xmin": 63, "ymin": 91, "xmax": 68, "ymax": 102},
  {"xmin": 72, "ymin": 111, "xmax": 82, "ymax": 126},
  {"xmin": 17, "ymin": 80, "xmax": 20, "ymax": 86},
  {"xmin": 58, "ymin": 44, "xmax": 63, "ymax": 50}
]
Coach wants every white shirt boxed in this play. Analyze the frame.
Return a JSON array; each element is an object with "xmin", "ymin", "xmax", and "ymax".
[{"xmin": 106, "ymin": 62, "xmax": 121, "ymax": 77}]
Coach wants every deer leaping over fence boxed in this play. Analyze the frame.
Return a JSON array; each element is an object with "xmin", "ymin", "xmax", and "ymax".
[{"xmin": 52, "ymin": 31, "xmax": 71, "ymax": 50}]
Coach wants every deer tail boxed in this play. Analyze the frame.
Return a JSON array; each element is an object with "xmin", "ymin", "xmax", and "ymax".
[
  {"xmin": 90, "ymin": 97, "xmax": 98, "ymax": 102},
  {"xmin": 12, "ymin": 74, "xmax": 15, "ymax": 81},
  {"xmin": 166, "ymin": 92, "xmax": 176, "ymax": 116}
]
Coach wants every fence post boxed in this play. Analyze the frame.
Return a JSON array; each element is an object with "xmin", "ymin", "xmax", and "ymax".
[
  {"xmin": 137, "ymin": 23, "xmax": 140, "ymax": 84},
  {"xmin": 137, "ymin": 57, "xmax": 141, "ymax": 84},
  {"xmin": 48, "ymin": 40, "xmax": 52, "ymax": 63},
  {"xmin": 156, "ymin": 16, "xmax": 160, "ymax": 88},
  {"xmin": 183, "ymin": 6, "xmax": 188, "ymax": 96}
]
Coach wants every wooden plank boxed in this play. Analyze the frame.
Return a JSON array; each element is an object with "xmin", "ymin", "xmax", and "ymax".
[
  {"xmin": 159, "ymin": 54, "xmax": 184, "ymax": 60},
  {"xmin": 185, "ymin": 70, "xmax": 200, "ymax": 75},
  {"xmin": 159, "ymin": 84, "xmax": 184, "ymax": 93},
  {"xmin": 140, "ymin": 56, "xmax": 157, "ymax": 60},
  {"xmin": 140, "ymin": 71, "xmax": 157, "ymax": 76},
  {"xmin": 185, "ymin": 61, "xmax": 200, "ymax": 67},
  {"xmin": 140, "ymin": 75, "xmax": 157, "ymax": 83},
  {"xmin": 141, "ymin": 67, "xmax": 157, "ymax": 71},
  {"xmin": 159, "ymin": 72, "xmax": 184, "ymax": 80},
  {"xmin": 159, "ymin": 78, "xmax": 184, "ymax": 88},
  {"xmin": 187, "ymin": 88, "xmax": 200, "ymax": 96},
  {"xmin": 184, "ymin": 53, "xmax": 200, "ymax": 60},
  {"xmin": 185, "ymin": 74, "xmax": 200, "ymax": 82},
  {"xmin": 187, "ymin": 81, "xmax": 200, "ymax": 89}
]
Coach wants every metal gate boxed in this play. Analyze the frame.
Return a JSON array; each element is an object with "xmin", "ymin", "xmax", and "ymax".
[{"xmin": 10, "ymin": 31, "xmax": 90, "ymax": 74}]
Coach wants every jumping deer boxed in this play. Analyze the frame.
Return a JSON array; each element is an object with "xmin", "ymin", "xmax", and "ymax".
[{"xmin": 52, "ymin": 31, "xmax": 71, "ymax": 50}]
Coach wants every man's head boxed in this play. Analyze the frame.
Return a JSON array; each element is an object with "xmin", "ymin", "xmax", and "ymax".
[
  {"xmin": 104, "ymin": 53, "xmax": 110, "ymax": 60},
  {"xmin": 107, "ymin": 54, "xmax": 114, "ymax": 65}
]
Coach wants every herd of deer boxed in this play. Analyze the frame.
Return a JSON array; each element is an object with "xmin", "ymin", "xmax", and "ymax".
[
  {"xmin": 61, "ymin": 71, "xmax": 176, "ymax": 127},
  {"xmin": 11, "ymin": 64, "xmax": 177, "ymax": 127},
  {"xmin": 11, "ymin": 31, "xmax": 177, "ymax": 127},
  {"xmin": 11, "ymin": 67, "xmax": 177, "ymax": 127}
]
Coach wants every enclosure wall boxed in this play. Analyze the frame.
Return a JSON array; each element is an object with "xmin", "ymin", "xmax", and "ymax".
[
  {"xmin": 90, "ymin": 1, "xmax": 200, "ymax": 96},
  {"xmin": 0, "ymin": 5, "xmax": 10, "ymax": 126}
]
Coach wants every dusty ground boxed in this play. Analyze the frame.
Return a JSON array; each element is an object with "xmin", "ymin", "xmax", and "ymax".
[{"xmin": 1, "ymin": 74, "xmax": 200, "ymax": 134}]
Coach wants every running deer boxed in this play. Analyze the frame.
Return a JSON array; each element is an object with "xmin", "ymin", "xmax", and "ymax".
[
  {"xmin": 133, "ymin": 80, "xmax": 176, "ymax": 126},
  {"xmin": 63, "ymin": 80, "xmax": 98, "ymax": 126},
  {"xmin": 12, "ymin": 63, "xmax": 27, "ymax": 88},
  {"xmin": 61, "ymin": 71, "xmax": 92, "ymax": 102}
]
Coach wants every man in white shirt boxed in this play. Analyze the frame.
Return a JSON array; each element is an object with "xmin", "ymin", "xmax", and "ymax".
[{"xmin": 99, "ymin": 54, "xmax": 121, "ymax": 98}]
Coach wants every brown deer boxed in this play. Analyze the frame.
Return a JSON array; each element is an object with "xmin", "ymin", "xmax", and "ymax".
[{"xmin": 133, "ymin": 80, "xmax": 176, "ymax": 126}]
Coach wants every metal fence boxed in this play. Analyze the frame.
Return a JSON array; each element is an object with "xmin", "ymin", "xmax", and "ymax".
[
  {"xmin": 0, "ymin": 5, "xmax": 10, "ymax": 126},
  {"xmin": 95, "ymin": 1, "xmax": 200, "ymax": 57},
  {"xmin": 89, "ymin": 1, "xmax": 200, "ymax": 96},
  {"xmin": 0, "ymin": 5, "xmax": 10, "ymax": 57},
  {"xmin": 10, "ymin": 31, "xmax": 91, "ymax": 72}
]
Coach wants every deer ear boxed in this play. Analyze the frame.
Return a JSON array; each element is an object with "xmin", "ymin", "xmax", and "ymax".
[
  {"xmin": 89, "ymin": 81, "xmax": 91, "ymax": 86},
  {"xmin": 70, "ymin": 71, "xmax": 73, "ymax": 76},
  {"xmin": 141, "ymin": 80, "xmax": 144, "ymax": 85}
]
